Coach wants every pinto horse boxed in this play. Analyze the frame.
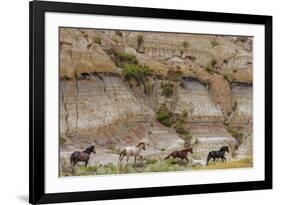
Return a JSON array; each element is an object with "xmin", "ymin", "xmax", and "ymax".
[
  {"xmin": 70, "ymin": 145, "xmax": 96, "ymax": 167},
  {"xmin": 119, "ymin": 142, "xmax": 146, "ymax": 163},
  {"xmin": 164, "ymin": 147, "xmax": 193, "ymax": 163},
  {"xmin": 206, "ymin": 146, "xmax": 229, "ymax": 166}
]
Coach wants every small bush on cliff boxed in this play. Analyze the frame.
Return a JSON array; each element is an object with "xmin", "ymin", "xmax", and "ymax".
[
  {"xmin": 210, "ymin": 39, "xmax": 219, "ymax": 47},
  {"xmin": 174, "ymin": 119, "xmax": 186, "ymax": 134},
  {"xmin": 227, "ymin": 126, "xmax": 244, "ymax": 145},
  {"xmin": 237, "ymin": 37, "xmax": 248, "ymax": 43},
  {"xmin": 59, "ymin": 136, "xmax": 66, "ymax": 146},
  {"xmin": 210, "ymin": 59, "xmax": 217, "ymax": 68},
  {"xmin": 156, "ymin": 105, "xmax": 174, "ymax": 127},
  {"xmin": 122, "ymin": 64, "xmax": 151, "ymax": 82},
  {"xmin": 182, "ymin": 41, "xmax": 189, "ymax": 49},
  {"xmin": 117, "ymin": 52, "xmax": 138, "ymax": 65},
  {"xmin": 137, "ymin": 35, "xmax": 144, "ymax": 51},
  {"xmin": 94, "ymin": 37, "xmax": 102, "ymax": 45},
  {"xmin": 161, "ymin": 83, "xmax": 174, "ymax": 98},
  {"xmin": 182, "ymin": 109, "xmax": 188, "ymax": 118}
]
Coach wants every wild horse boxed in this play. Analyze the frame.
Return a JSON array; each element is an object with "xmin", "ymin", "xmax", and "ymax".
[
  {"xmin": 70, "ymin": 145, "xmax": 96, "ymax": 167},
  {"xmin": 206, "ymin": 146, "xmax": 229, "ymax": 165},
  {"xmin": 164, "ymin": 147, "xmax": 193, "ymax": 163},
  {"xmin": 119, "ymin": 142, "xmax": 146, "ymax": 163}
]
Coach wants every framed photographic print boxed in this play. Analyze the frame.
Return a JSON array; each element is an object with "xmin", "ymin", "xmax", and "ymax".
[{"xmin": 29, "ymin": 0, "xmax": 272, "ymax": 204}]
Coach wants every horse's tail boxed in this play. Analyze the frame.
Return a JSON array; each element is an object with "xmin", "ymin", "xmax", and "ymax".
[
  {"xmin": 206, "ymin": 153, "xmax": 211, "ymax": 166},
  {"xmin": 164, "ymin": 153, "xmax": 171, "ymax": 160},
  {"xmin": 119, "ymin": 150, "xmax": 126, "ymax": 161},
  {"xmin": 70, "ymin": 153, "xmax": 74, "ymax": 166}
]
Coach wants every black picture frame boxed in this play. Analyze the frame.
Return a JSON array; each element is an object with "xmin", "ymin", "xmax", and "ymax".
[{"xmin": 29, "ymin": 1, "xmax": 272, "ymax": 204}]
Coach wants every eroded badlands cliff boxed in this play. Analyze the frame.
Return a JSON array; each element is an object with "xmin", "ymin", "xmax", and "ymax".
[{"xmin": 59, "ymin": 28, "xmax": 253, "ymax": 165}]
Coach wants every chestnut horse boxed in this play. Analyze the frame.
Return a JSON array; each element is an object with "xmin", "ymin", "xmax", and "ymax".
[
  {"xmin": 119, "ymin": 142, "xmax": 146, "ymax": 163},
  {"xmin": 70, "ymin": 145, "xmax": 96, "ymax": 167},
  {"xmin": 164, "ymin": 147, "xmax": 193, "ymax": 163}
]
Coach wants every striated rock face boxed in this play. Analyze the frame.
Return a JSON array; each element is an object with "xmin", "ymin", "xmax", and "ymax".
[
  {"xmin": 189, "ymin": 123, "xmax": 237, "ymax": 159},
  {"xmin": 124, "ymin": 32, "xmax": 253, "ymax": 71},
  {"xmin": 60, "ymin": 28, "xmax": 118, "ymax": 78},
  {"xmin": 234, "ymin": 134, "xmax": 253, "ymax": 159},
  {"xmin": 60, "ymin": 75, "xmax": 154, "ymax": 141},
  {"xmin": 176, "ymin": 77, "xmax": 223, "ymax": 122},
  {"xmin": 230, "ymin": 83, "xmax": 253, "ymax": 124}
]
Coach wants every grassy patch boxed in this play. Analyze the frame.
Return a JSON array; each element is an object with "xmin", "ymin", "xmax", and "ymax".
[
  {"xmin": 161, "ymin": 83, "xmax": 174, "ymax": 98},
  {"xmin": 59, "ymin": 136, "xmax": 66, "ymax": 146},
  {"xmin": 210, "ymin": 39, "xmax": 220, "ymax": 47},
  {"xmin": 117, "ymin": 52, "xmax": 138, "ymax": 65},
  {"xmin": 60, "ymin": 157, "xmax": 253, "ymax": 176},
  {"xmin": 156, "ymin": 105, "xmax": 174, "ymax": 127},
  {"xmin": 193, "ymin": 158, "xmax": 253, "ymax": 170},
  {"xmin": 122, "ymin": 64, "xmax": 151, "ymax": 82},
  {"xmin": 137, "ymin": 34, "xmax": 144, "ymax": 51},
  {"xmin": 94, "ymin": 36, "xmax": 102, "ymax": 45},
  {"xmin": 182, "ymin": 41, "xmax": 189, "ymax": 49}
]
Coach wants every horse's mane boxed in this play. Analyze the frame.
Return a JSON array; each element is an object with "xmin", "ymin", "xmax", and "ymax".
[
  {"xmin": 84, "ymin": 145, "xmax": 94, "ymax": 153},
  {"xmin": 219, "ymin": 146, "xmax": 228, "ymax": 151},
  {"xmin": 182, "ymin": 147, "xmax": 193, "ymax": 151}
]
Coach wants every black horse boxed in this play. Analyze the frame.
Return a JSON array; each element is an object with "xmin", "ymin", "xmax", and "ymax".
[
  {"xmin": 70, "ymin": 145, "xmax": 96, "ymax": 167},
  {"xmin": 206, "ymin": 146, "xmax": 229, "ymax": 166}
]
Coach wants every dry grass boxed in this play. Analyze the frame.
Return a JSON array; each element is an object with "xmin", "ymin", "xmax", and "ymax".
[{"xmin": 192, "ymin": 158, "xmax": 253, "ymax": 170}]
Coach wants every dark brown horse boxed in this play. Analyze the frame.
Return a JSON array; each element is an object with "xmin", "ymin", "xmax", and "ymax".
[
  {"xmin": 206, "ymin": 146, "xmax": 229, "ymax": 165},
  {"xmin": 70, "ymin": 145, "xmax": 96, "ymax": 167},
  {"xmin": 164, "ymin": 147, "xmax": 193, "ymax": 163}
]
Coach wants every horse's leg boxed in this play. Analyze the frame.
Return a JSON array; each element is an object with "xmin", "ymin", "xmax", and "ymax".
[
  {"xmin": 212, "ymin": 157, "xmax": 216, "ymax": 161},
  {"xmin": 72, "ymin": 160, "xmax": 78, "ymax": 167},
  {"xmin": 185, "ymin": 158, "xmax": 189, "ymax": 164},
  {"xmin": 126, "ymin": 156, "xmax": 129, "ymax": 163},
  {"xmin": 134, "ymin": 156, "xmax": 137, "ymax": 163},
  {"xmin": 85, "ymin": 160, "xmax": 88, "ymax": 167},
  {"xmin": 223, "ymin": 157, "xmax": 226, "ymax": 162},
  {"xmin": 120, "ymin": 154, "xmax": 124, "ymax": 162}
]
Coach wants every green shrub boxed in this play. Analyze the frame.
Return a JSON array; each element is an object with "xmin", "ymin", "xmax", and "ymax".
[
  {"xmin": 223, "ymin": 74, "xmax": 230, "ymax": 81},
  {"xmin": 122, "ymin": 64, "xmax": 151, "ymax": 82},
  {"xmin": 182, "ymin": 109, "xmax": 188, "ymax": 118},
  {"xmin": 115, "ymin": 30, "xmax": 122, "ymax": 37},
  {"xmin": 161, "ymin": 83, "xmax": 174, "ymax": 98},
  {"xmin": 160, "ymin": 148, "xmax": 166, "ymax": 151},
  {"xmin": 145, "ymin": 159, "xmax": 157, "ymax": 165},
  {"xmin": 174, "ymin": 119, "xmax": 186, "ymax": 134},
  {"xmin": 59, "ymin": 136, "xmax": 66, "ymax": 146},
  {"xmin": 181, "ymin": 131, "xmax": 193, "ymax": 142},
  {"xmin": 94, "ymin": 36, "xmax": 102, "ymax": 45},
  {"xmin": 144, "ymin": 82, "xmax": 153, "ymax": 95},
  {"xmin": 193, "ymin": 137, "xmax": 200, "ymax": 145},
  {"xmin": 182, "ymin": 41, "xmax": 189, "ymax": 49},
  {"xmin": 227, "ymin": 126, "xmax": 244, "ymax": 145},
  {"xmin": 210, "ymin": 39, "xmax": 219, "ymax": 47},
  {"xmin": 137, "ymin": 35, "xmax": 144, "ymax": 51},
  {"xmin": 205, "ymin": 65, "xmax": 213, "ymax": 73},
  {"xmin": 237, "ymin": 37, "xmax": 248, "ymax": 43},
  {"xmin": 167, "ymin": 69, "xmax": 183, "ymax": 81},
  {"xmin": 156, "ymin": 105, "xmax": 174, "ymax": 127},
  {"xmin": 210, "ymin": 59, "xmax": 217, "ymax": 68},
  {"xmin": 117, "ymin": 52, "xmax": 138, "ymax": 65}
]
